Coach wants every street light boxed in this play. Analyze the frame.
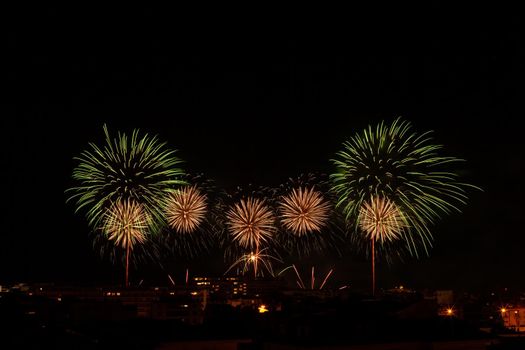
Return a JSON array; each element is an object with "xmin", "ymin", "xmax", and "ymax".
[
  {"xmin": 500, "ymin": 307, "xmax": 511, "ymax": 330},
  {"xmin": 258, "ymin": 304, "xmax": 269, "ymax": 313}
]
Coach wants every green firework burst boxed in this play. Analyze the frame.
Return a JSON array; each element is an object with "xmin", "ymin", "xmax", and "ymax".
[
  {"xmin": 67, "ymin": 124, "xmax": 186, "ymax": 234},
  {"xmin": 330, "ymin": 117, "xmax": 478, "ymax": 257}
]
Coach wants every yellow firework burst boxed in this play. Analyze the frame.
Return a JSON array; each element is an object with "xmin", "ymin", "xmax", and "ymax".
[
  {"xmin": 165, "ymin": 186, "xmax": 207, "ymax": 233},
  {"xmin": 102, "ymin": 198, "xmax": 150, "ymax": 250},
  {"xmin": 279, "ymin": 187, "xmax": 330, "ymax": 236},
  {"xmin": 358, "ymin": 196, "xmax": 406, "ymax": 244},
  {"xmin": 226, "ymin": 197, "xmax": 275, "ymax": 249}
]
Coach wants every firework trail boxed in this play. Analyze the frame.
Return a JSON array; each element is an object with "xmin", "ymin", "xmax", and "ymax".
[{"xmin": 278, "ymin": 264, "xmax": 334, "ymax": 290}]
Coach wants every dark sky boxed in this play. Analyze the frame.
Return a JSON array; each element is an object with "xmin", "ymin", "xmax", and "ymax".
[{"xmin": 3, "ymin": 7, "xmax": 524, "ymax": 291}]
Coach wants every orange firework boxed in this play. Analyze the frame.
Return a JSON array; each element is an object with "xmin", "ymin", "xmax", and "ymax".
[
  {"xmin": 358, "ymin": 196, "xmax": 406, "ymax": 244},
  {"xmin": 226, "ymin": 197, "xmax": 275, "ymax": 249},
  {"xmin": 279, "ymin": 187, "xmax": 330, "ymax": 236},
  {"xmin": 103, "ymin": 198, "xmax": 150, "ymax": 249},
  {"xmin": 102, "ymin": 198, "xmax": 150, "ymax": 286},
  {"xmin": 358, "ymin": 195, "xmax": 406, "ymax": 297},
  {"xmin": 165, "ymin": 186, "xmax": 207, "ymax": 233}
]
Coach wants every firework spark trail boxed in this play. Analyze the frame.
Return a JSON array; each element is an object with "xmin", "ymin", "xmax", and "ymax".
[
  {"xmin": 293, "ymin": 264, "xmax": 306, "ymax": 289},
  {"xmin": 168, "ymin": 274, "xmax": 175, "ymax": 286},
  {"xmin": 279, "ymin": 187, "xmax": 330, "ymax": 236},
  {"xmin": 279, "ymin": 265, "xmax": 334, "ymax": 290},
  {"xmin": 165, "ymin": 185, "xmax": 207, "ymax": 233},
  {"xmin": 319, "ymin": 269, "xmax": 334, "ymax": 290}
]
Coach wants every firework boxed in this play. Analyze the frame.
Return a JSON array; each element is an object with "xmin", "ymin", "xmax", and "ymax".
[
  {"xmin": 331, "ymin": 117, "xmax": 476, "ymax": 257},
  {"xmin": 103, "ymin": 198, "xmax": 150, "ymax": 249},
  {"xmin": 159, "ymin": 174, "xmax": 220, "ymax": 260},
  {"xmin": 358, "ymin": 195, "xmax": 406, "ymax": 244},
  {"xmin": 165, "ymin": 185, "xmax": 207, "ymax": 234},
  {"xmin": 331, "ymin": 118, "xmax": 478, "ymax": 296},
  {"xmin": 275, "ymin": 175, "xmax": 344, "ymax": 256},
  {"xmin": 226, "ymin": 197, "xmax": 275, "ymax": 250},
  {"xmin": 67, "ymin": 124, "xmax": 185, "ymax": 230},
  {"xmin": 279, "ymin": 187, "xmax": 330, "ymax": 236},
  {"xmin": 357, "ymin": 195, "xmax": 405, "ymax": 295},
  {"xmin": 102, "ymin": 198, "xmax": 151, "ymax": 286},
  {"xmin": 278, "ymin": 264, "xmax": 334, "ymax": 290},
  {"xmin": 224, "ymin": 248, "xmax": 281, "ymax": 278}
]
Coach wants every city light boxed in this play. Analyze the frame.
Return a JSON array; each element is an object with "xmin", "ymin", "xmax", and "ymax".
[{"xmin": 258, "ymin": 305, "xmax": 269, "ymax": 313}]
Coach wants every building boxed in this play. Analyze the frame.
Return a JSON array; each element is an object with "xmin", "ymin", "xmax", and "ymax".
[
  {"xmin": 500, "ymin": 306, "xmax": 525, "ymax": 332},
  {"xmin": 193, "ymin": 276, "xmax": 248, "ymax": 298}
]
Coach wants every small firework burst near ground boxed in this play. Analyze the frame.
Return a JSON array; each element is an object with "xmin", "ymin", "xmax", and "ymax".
[{"xmin": 224, "ymin": 248, "xmax": 282, "ymax": 278}]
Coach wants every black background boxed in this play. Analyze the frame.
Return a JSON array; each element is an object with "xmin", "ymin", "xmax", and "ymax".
[{"xmin": 3, "ymin": 5, "xmax": 523, "ymax": 291}]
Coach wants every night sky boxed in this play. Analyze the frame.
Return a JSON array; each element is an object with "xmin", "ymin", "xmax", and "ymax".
[{"xmin": 3, "ymin": 7, "xmax": 524, "ymax": 291}]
